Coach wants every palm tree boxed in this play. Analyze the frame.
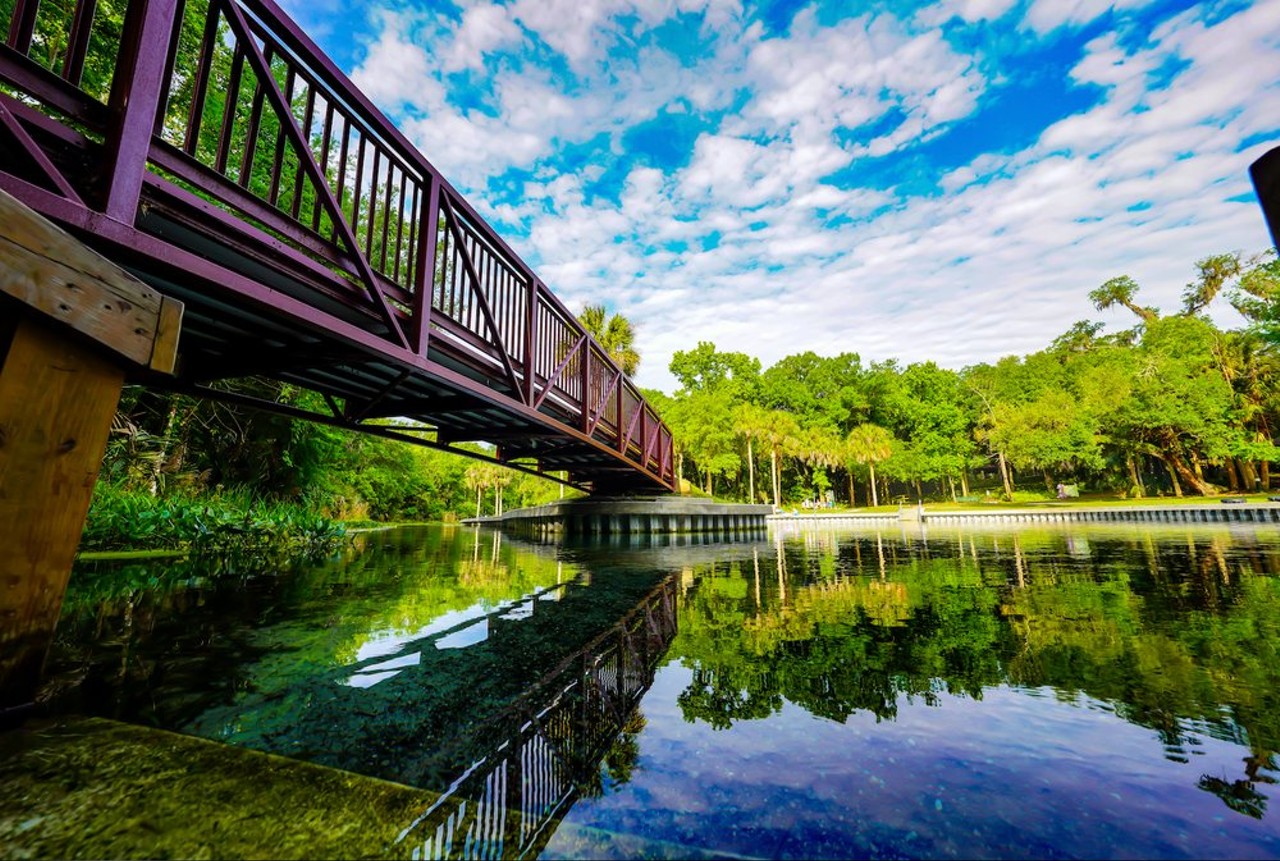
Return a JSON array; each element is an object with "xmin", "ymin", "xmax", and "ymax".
[
  {"xmin": 733, "ymin": 403, "xmax": 768, "ymax": 504},
  {"xmin": 796, "ymin": 426, "xmax": 841, "ymax": 504},
  {"xmin": 579, "ymin": 303, "xmax": 641, "ymax": 377},
  {"xmin": 845, "ymin": 423, "xmax": 894, "ymax": 507},
  {"xmin": 464, "ymin": 464, "xmax": 489, "ymax": 518},
  {"xmin": 759, "ymin": 410, "xmax": 800, "ymax": 509}
]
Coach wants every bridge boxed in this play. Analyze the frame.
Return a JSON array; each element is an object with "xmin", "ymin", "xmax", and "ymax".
[
  {"xmin": 0, "ymin": 0, "xmax": 675, "ymax": 494},
  {"xmin": 0, "ymin": 0, "xmax": 679, "ymax": 721}
]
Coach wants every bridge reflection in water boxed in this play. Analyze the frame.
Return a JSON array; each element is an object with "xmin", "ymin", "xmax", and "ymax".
[
  {"xmin": 25, "ymin": 525, "xmax": 717, "ymax": 858},
  {"xmin": 397, "ymin": 571, "xmax": 677, "ymax": 860}
]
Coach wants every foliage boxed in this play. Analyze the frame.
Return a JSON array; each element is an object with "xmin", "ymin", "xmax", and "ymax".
[
  {"xmin": 579, "ymin": 304, "xmax": 641, "ymax": 377},
  {"xmin": 655, "ymin": 247, "xmax": 1280, "ymax": 505},
  {"xmin": 81, "ymin": 483, "xmax": 346, "ymax": 556}
]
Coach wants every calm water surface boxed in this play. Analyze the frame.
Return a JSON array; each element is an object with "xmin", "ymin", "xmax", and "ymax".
[{"xmin": 37, "ymin": 521, "xmax": 1280, "ymax": 859}]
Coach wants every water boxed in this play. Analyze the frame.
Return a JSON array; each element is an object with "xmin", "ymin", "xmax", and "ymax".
[{"xmin": 29, "ymin": 521, "xmax": 1280, "ymax": 858}]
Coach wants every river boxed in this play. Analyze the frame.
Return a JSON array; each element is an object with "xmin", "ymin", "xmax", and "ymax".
[{"xmin": 20, "ymin": 521, "xmax": 1280, "ymax": 858}]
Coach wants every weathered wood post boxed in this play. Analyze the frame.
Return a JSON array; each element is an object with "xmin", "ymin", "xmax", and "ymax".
[{"xmin": 0, "ymin": 189, "xmax": 182, "ymax": 725}]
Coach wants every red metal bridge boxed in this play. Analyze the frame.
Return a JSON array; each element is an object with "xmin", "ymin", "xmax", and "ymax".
[{"xmin": 0, "ymin": 0, "xmax": 675, "ymax": 493}]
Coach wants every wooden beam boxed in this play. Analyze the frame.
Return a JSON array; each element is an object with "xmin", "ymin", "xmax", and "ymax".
[
  {"xmin": 0, "ymin": 188, "xmax": 182, "ymax": 374},
  {"xmin": 0, "ymin": 316, "xmax": 125, "ymax": 719}
]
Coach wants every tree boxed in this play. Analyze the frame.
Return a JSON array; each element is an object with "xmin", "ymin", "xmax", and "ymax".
[
  {"xmin": 1112, "ymin": 316, "xmax": 1237, "ymax": 496},
  {"xmin": 1229, "ymin": 249, "xmax": 1280, "ymax": 347},
  {"xmin": 845, "ymin": 424, "xmax": 894, "ymax": 507},
  {"xmin": 758, "ymin": 410, "xmax": 801, "ymax": 508},
  {"xmin": 733, "ymin": 403, "xmax": 771, "ymax": 504},
  {"xmin": 579, "ymin": 304, "xmax": 641, "ymax": 377},
  {"xmin": 1090, "ymin": 275, "xmax": 1159, "ymax": 323},
  {"xmin": 759, "ymin": 351, "xmax": 865, "ymax": 434},
  {"xmin": 1183, "ymin": 253, "xmax": 1242, "ymax": 316},
  {"xmin": 669, "ymin": 341, "xmax": 760, "ymax": 402},
  {"xmin": 465, "ymin": 464, "xmax": 489, "ymax": 518}
]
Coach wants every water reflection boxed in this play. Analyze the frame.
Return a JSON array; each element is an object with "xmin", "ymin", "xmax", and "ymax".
[
  {"xmin": 32, "ymin": 520, "xmax": 1280, "ymax": 859},
  {"xmin": 39, "ymin": 526, "xmax": 766, "ymax": 858},
  {"xmin": 563, "ymin": 520, "xmax": 1280, "ymax": 859}
]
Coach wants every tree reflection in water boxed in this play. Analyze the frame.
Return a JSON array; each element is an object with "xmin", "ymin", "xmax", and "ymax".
[{"xmin": 669, "ymin": 524, "xmax": 1280, "ymax": 820}]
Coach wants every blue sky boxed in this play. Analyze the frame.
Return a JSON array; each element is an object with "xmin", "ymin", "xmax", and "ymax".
[{"xmin": 281, "ymin": 0, "xmax": 1279, "ymax": 393}]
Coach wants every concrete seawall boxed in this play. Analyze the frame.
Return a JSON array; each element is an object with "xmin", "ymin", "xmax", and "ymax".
[
  {"xmin": 466, "ymin": 496, "xmax": 773, "ymax": 537},
  {"xmin": 767, "ymin": 503, "xmax": 1280, "ymax": 527}
]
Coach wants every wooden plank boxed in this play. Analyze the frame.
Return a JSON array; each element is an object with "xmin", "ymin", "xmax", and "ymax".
[
  {"xmin": 0, "ymin": 316, "xmax": 125, "ymax": 715},
  {"xmin": 0, "ymin": 188, "xmax": 182, "ymax": 373}
]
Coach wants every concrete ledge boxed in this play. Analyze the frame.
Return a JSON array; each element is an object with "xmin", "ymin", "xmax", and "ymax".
[
  {"xmin": 766, "ymin": 502, "xmax": 1280, "ymax": 527},
  {"xmin": 468, "ymin": 495, "xmax": 773, "ymax": 536}
]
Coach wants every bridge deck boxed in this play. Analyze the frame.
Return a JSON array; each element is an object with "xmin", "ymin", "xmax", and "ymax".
[{"xmin": 0, "ymin": 0, "xmax": 675, "ymax": 493}]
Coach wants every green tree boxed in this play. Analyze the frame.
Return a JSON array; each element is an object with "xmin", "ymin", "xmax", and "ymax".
[
  {"xmin": 845, "ymin": 423, "xmax": 894, "ymax": 507},
  {"xmin": 669, "ymin": 341, "xmax": 760, "ymax": 402},
  {"xmin": 579, "ymin": 304, "xmax": 641, "ymax": 377},
  {"xmin": 1112, "ymin": 316, "xmax": 1237, "ymax": 496},
  {"xmin": 1090, "ymin": 275, "xmax": 1159, "ymax": 323}
]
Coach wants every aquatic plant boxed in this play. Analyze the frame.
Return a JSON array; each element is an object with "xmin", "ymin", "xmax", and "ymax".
[{"xmin": 80, "ymin": 483, "xmax": 347, "ymax": 556}]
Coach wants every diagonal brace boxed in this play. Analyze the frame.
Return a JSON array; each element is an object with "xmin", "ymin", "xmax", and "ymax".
[
  {"xmin": 219, "ymin": 0, "xmax": 409, "ymax": 351},
  {"xmin": 0, "ymin": 97, "xmax": 84, "ymax": 205},
  {"xmin": 533, "ymin": 333, "xmax": 585, "ymax": 410},
  {"xmin": 439, "ymin": 193, "xmax": 522, "ymax": 400},
  {"xmin": 586, "ymin": 370, "xmax": 621, "ymax": 436}
]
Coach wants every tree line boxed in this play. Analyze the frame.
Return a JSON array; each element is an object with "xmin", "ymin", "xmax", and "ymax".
[{"xmin": 644, "ymin": 249, "xmax": 1280, "ymax": 505}]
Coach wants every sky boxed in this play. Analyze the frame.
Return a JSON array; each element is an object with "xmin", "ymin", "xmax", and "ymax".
[{"xmin": 279, "ymin": 0, "xmax": 1280, "ymax": 394}]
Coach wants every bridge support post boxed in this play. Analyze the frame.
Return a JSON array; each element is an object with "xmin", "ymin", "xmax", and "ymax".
[
  {"xmin": 0, "ymin": 188, "xmax": 182, "ymax": 725},
  {"xmin": 0, "ymin": 316, "xmax": 124, "ymax": 723}
]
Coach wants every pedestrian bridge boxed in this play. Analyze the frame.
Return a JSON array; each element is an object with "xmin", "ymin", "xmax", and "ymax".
[{"xmin": 0, "ymin": 0, "xmax": 675, "ymax": 493}]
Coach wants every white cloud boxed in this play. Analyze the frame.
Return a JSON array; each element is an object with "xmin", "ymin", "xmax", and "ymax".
[
  {"xmin": 443, "ymin": 3, "xmax": 522, "ymax": 71},
  {"xmin": 337, "ymin": 0, "xmax": 1278, "ymax": 394},
  {"xmin": 1023, "ymin": 0, "xmax": 1154, "ymax": 34},
  {"xmin": 349, "ymin": 11, "xmax": 440, "ymax": 109}
]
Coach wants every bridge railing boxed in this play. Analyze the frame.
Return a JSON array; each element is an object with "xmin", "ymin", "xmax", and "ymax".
[{"xmin": 0, "ymin": 0, "xmax": 676, "ymax": 490}]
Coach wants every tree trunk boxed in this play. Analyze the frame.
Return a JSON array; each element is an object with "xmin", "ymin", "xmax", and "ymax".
[
  {"xmin": 1238, "ymin": 457, "xmax": 1258, "ymax": 492},
  {"xmin": 869, "ymin": 463, "xmax": 879, "ymax": 507},
  {"xmin": 1042, "ymin": 468, "xmax": 1054, "ymax": 494},
  {"xmin": 1163, "ymin": 456, "xmax": 1183, "ymax": 497},
  {"xmin": 997, "ymin": 450, "xmax": 1013, "ymax": 497},
  {"xmin": 1224, "ymin": 458, "xmax": 1241, "ymax": 492},
  {"xmin": 770, "ymin": 446, "xmax": 780, "ymax": 508},
  {"xmin": 848, "ymin": 471, "xmax": 855, "ymax": 508},
  {"xmin": 1262, "ymin": 459, "xmax": 1272, "ymax": 491},
  {"xmin": 914, "ymin": 479, "xmax": 922, "ymax": 500},
  {"xmin": 1126, "ymin": 455, "xmax": 1143, "ymax": 496},
  {"xmin": 746, "ymin": 437, "xmax": 756, "ymax": 504},
  {"xmin": 947, "ymin": 475, "xmax": 956, "ymax": 501},
  {"xmin": 960, "ymin": 469, "xmax": 970, "ymax": 497},
  {"xmin": 475, "ymin": 486, "xmax": 482, "ymax": 519},
  {"xmin": 1160, "ymin": 435, "xmax": 1214, "ymax": 495}
]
